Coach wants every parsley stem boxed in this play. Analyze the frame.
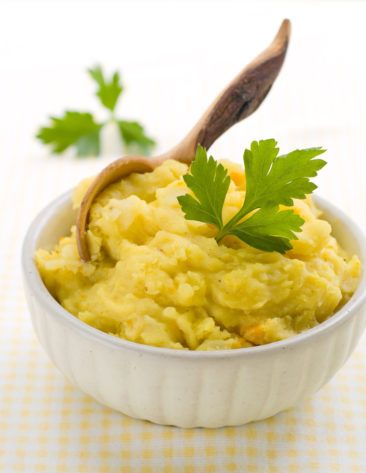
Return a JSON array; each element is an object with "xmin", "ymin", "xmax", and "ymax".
[
  {"xmin": 215, "ymin": 228, "xmax": 227, "ymax": 242},
  {"xmin": 215, "ymin": 208, "xmax": 248, "ymax": 241}
]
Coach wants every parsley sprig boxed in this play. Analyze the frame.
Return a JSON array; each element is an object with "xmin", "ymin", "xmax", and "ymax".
[
  {"xmin": 178, "ymin": 139, "xmax": 327, "ymax": 253},
  {"xmin": 36, "ymin": 65, "xmax": 156, "ymax": 157}
]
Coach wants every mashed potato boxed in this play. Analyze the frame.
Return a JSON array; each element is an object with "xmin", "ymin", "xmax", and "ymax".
[{"xmin": 36, "ymin": 159, "xmax": 361, "ymax": 350}]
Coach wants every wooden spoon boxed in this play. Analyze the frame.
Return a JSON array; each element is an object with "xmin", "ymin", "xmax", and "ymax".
[{"xmin": 76, "ymin": 19, "xmax": 291, "ymax": 261}]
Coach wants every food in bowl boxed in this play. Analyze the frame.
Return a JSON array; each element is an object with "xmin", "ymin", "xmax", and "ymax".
[{"xmin": 35, "ymin": 140, "xmax": 361, "ymax": 350}]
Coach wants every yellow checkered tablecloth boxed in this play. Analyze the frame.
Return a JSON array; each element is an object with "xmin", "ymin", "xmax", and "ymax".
[
  {"xmin": 1, "ymin": 1, "xmax": 366, "ymax": 471},
  {"xmin": 1, "ymin": 132, "xmax": 366, "ymax": 473},
  {"xmin": 1, "ymin": 271, "xmax": 366, "ymax": 473}
]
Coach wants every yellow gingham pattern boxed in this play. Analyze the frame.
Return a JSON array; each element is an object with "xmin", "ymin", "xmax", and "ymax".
[
  {"xmin": 1, "ymin": 1, "xmax": 366, "ymax": 471},
  {"xmin": 1, "ymin": 130, "xmax": 366, "ymax": 473}
]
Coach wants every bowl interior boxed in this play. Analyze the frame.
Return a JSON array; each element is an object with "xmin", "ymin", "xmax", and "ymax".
[
  {"xmin": 32, "ymin": 191, "xmax": 366, "ymax": 267},
  {"xmin": 35, "ymin": 191, "xmax": 77, "ymax": 250},
  {"xmin": 23, "ymin": 190, "xmax": 366, "ymax": 356}
]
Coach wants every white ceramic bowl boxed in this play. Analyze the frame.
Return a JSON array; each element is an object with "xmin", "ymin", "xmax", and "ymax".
[{"xmin": 22, "ymin": 192, "xmax": 366, "ymax": 428}]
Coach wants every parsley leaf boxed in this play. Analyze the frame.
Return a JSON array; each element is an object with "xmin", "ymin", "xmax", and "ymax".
[
  {"xmin": 118, "ymin": 120, "xmax": 156, "ymax": 155},
  {"xmin": 36, "ymin": 65, "xmax": 156, "ymax": 158},
  {"xmin": 230, "ymin": 207, "xmax": 304, "ymax": 253},
  {"xmin": 36, "ymin": 111, "xmax": 101, "ymax": 157},
  {"xmin": 178, "ymin": 146, "xmax": 230, "ymax": 227},
  {"xmin": 177, "ymin": 139, "xmax": 327, "ymax": 253},
  {"xmin": 88, "ymin": 65, "xmax": 123, "ymax": 112},
  {"xmin": 242, "ymin": 140, "xmax": 326, "ymax": 212}
]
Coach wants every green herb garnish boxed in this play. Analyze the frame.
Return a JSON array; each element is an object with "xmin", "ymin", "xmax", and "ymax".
[
  {"xmin": 36, "ymin": 65, "xmax": 156, "ymax": 157},
  {"xmin": 177, "ymin": 139, "xmax": 327, "ymax": 253}
]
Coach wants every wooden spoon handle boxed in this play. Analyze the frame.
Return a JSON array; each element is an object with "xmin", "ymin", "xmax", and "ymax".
[{"xmin": 162, "ymin": 19, "xmax": 291, "ymax": 164}]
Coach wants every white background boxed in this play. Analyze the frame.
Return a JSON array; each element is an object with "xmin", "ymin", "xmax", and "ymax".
[{"xmin": 1, "ymin": 0, "xmax": 366, "ymax": 219}]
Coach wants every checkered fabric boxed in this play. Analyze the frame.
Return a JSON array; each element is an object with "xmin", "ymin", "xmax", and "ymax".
[{"xmin": 1, "ymin": 129, "xmax": 366, "ymax": 473}]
